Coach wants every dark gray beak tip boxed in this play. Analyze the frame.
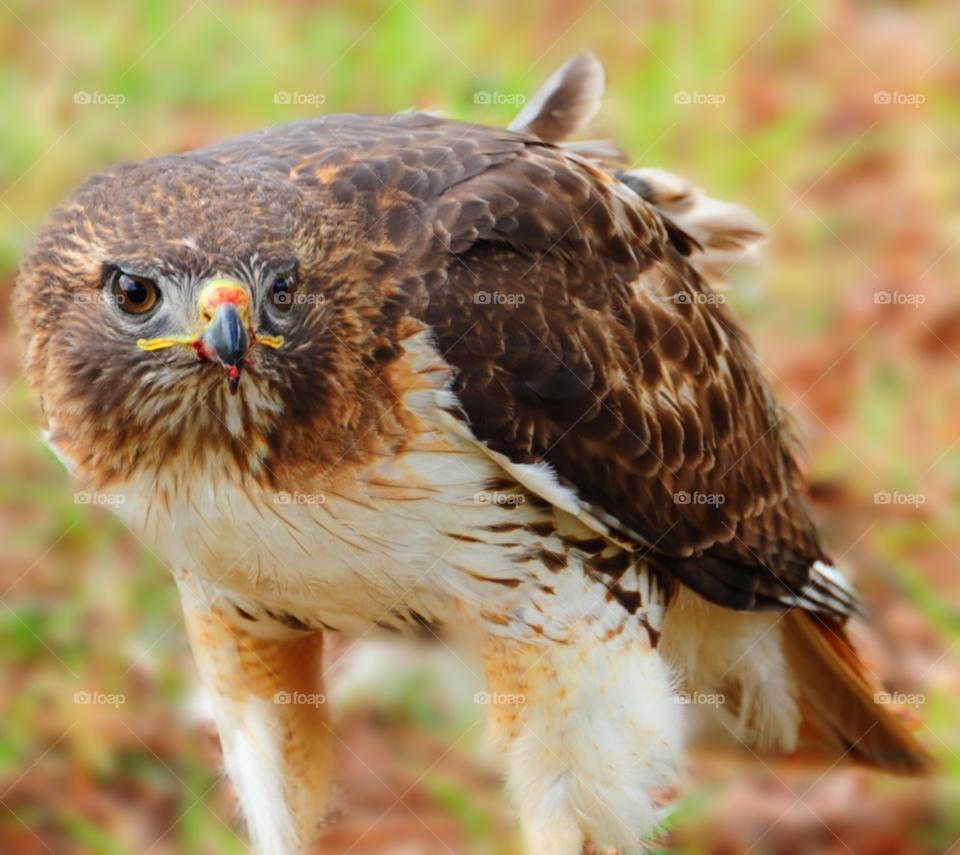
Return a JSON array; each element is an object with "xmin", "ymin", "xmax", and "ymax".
[{"xmin": 202, "ymin": 302, "xmax": 251, "ymax": 370}]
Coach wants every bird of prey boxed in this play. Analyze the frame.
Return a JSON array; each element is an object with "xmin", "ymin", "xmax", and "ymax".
[{"xmin": 15, "ymin": 51, "xmax": 927, "ymax": 855}]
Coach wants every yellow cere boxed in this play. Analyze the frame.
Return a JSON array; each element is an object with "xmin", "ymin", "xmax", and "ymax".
[{"xmin": 198, "ymin": 278, "xmax": 251, "ymax": 326}]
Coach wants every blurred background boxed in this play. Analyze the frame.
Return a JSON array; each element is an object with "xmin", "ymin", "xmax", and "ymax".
[{"xmin": 1, "ymin": 0, "xmax": 959, "ymax": 852}]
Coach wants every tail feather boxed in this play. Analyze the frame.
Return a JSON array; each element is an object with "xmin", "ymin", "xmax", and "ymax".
[
  {"xmin": 618, "ymin": 167, "xmax": 767, "ymax": 283},
  {"xmin": 558, "ymin": 138, "xmax": 628, "ymax": 168},
  {"xmin": 781, "ymin": 610, "xmax": 932, "ymax": 776},
  {"xmin": 509, "ymin": 50, "xmax": 605, "ymax": 143},
  {"xmin": 510, "ymin": 55, "xmax": 766, "ymax": 284}
]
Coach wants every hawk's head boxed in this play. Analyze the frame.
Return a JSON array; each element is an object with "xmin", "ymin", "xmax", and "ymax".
[{"xmin": 13, "ymin": 154, "xmax": 413, "ymax": 488}]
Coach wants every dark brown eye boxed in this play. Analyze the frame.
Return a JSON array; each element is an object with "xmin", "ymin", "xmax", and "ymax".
[
  {"xmin": 270, "ymin": 276, "xmax": 295, "ymax": 310},
  {"xmin": 113, "ymin": 272, "xmax": 159, "ymax": 315}
]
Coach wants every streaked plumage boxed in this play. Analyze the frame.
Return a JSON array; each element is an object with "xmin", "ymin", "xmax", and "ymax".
[{"xmin": 14, "ymin": 51, "xmax": 927, "ymax": 855}]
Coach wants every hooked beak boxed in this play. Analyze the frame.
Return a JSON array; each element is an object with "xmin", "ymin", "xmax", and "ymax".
[
  {"xmin": 202, "ymin": 300, "xmax": 250, "ymax": 392},
  {"xmin": 198, "ymin": 281, "xmax": 251, "ymax": 395},
  {"xmin": 137, "ymin": 278, "xmax": 284, "ymax": 396}
]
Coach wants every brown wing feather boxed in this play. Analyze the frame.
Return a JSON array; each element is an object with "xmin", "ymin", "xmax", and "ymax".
[{"xmin": 418, "ymin": 140, "xmax": 832, "ymax": 613}]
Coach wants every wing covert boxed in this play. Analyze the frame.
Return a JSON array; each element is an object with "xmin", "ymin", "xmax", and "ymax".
[{"xmin": 417, "ymin": 143, "xmax": 836, "ymax": 614}]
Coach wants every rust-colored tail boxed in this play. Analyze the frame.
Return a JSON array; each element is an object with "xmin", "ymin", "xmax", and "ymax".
[{"xmin": 781, "ymin": 610, "xmax": 932, "ymax": 775}]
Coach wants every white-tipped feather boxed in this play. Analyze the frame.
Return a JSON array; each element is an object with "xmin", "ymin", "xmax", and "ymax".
[
  {"xmin": 620, "ymin": 167, "xmax": 768, "ymax": 282},
  {"xmin": 809, "ymin": 559, "xmax": 867, "ymax": 618}
]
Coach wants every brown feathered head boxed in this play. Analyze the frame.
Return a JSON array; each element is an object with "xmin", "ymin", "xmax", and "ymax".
[{"xmin": 13, "ymin": 153, "xmax": 413, "ymax": 488}]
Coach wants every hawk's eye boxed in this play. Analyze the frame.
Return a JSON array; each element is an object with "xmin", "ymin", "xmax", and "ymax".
[
  {"xmin": 270, "ymin": 276, "xmax": 295, "ymax": 310},
  {"xmin": 113, "ymin": 272, "xmax": 159, "ymax": 315}
]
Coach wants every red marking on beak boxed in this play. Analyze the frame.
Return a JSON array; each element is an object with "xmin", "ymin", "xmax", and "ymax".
[{"xmin": 199, "ymin": 280, "xmax": 253, "ymax": 393}]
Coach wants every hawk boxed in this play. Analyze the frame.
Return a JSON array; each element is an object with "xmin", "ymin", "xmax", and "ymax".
[{"xmin": 14, "ymin": 52, "xmax": 927, "ymax": 855}]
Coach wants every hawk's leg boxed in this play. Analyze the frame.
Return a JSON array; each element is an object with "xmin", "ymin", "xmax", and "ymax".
[
  {"xmin": 480, "ymin": 620, "xmax": 685, "ymax": 855},
  {"xmin": 176, "ymin": 569, "xmax": 332, "ymax": 855}
]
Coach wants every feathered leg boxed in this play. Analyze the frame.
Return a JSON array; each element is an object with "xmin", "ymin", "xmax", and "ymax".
[
  {"xmin": 480, "ymin": 615, "xmax": 685, "ymax": 855},
  {"xmin": 177, "ymin": 569, "xmax": 332, "ymax": 855}
]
